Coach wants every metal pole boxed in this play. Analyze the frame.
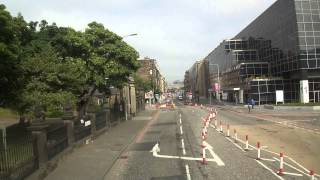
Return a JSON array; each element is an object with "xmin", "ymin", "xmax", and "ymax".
[
  {"xmin": 210, "ymin": 90, "xmax": 212, "ymax": 105},
  {"xmin": 217, "ymin": 65, "xmax": 220, "ymax": 102}
]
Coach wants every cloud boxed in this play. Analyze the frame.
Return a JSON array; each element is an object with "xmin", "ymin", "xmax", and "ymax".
[{"xmin": 1, "ymin": 0, "xmax": 276, "ymax": 83}]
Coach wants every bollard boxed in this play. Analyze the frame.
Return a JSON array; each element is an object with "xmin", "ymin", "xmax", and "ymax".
[
  {"xmin": 201, "ymin": 145, "xmax": 207, "ymax": 165},
  {"xmin": 257, "ymin": 142, "xmax": 261, "ymax": 160},
  {"xmin": 201, "ymin": 133, "xmax": 206, "ymax": 148},
  {"xmin": 220, "ymin": 121, "xmax": 223, "ymax": 132},
  {"xmin": 214, "ymin": 119, "xmax": 218, "ymax": 128},
  {"xmin": 310, "ymin": 170, "xmax": 315, "ymax": 180},
  {"xmin": 245, "ymin": 135, "xmax": 249, "ymax": 151},
  {"xmin": 277, "ymin": 153, "xmax": 284, "ymax": 176},
  {"xmin": 205, "ymin": 120, "xmax": 209, "ymax": 130},
  {"xmin": 227, "ymin": 124, "xmax": 230, "ymax": 137},
  {"xmin": 209, "ymin": 113, "xmax": 213, "ymax": 122},
  {"xmin": 203, "ymin": 126, "xmax": 208, "ymax": 135},
  {"xmin": 234, "ymin": 129, "xmax": 238, "ymax": 143}
]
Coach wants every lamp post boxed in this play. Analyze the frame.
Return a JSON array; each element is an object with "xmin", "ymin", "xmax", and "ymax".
[
  {"xmin": 209, "ymin": 63, "xmax": 220, "ymax": 102},
  {"xmin": 122, "ymin": 33, "xmax": 138, "ymax": 38},
  {"xmin": 149, "ymin": 69, "xmax": 153, "ymax": 106}
]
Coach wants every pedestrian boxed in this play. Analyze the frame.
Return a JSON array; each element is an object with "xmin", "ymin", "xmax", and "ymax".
[
  {"xmin": 247, "ymin": 99, "xmax": 251, "ymax": 113},
  {"xmin": 251, "ymin": 98, "xmax": 255, "ymax": 109}
]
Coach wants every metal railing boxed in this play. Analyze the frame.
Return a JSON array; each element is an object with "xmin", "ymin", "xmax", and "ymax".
[
  {"xmin": 74, "ymin": 122, "xmax": 91, "ymax": 142},
  {"xmin": 47, "ymin": 124, "xmax": 68, "ymax": 160},
  {"xmin": 0, "ymin": 129, "xmax": 38, "ymax": 180},
  {"xmin": 95, "ymin": 112, "xmax": 107, "ymax": 131}
]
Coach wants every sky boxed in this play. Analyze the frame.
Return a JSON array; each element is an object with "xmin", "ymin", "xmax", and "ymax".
[{"xmin": 2, "ymin": 0, "xmax": 277, "ymax": 83}]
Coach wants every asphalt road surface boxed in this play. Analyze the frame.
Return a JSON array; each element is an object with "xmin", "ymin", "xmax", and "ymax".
[{"xmin": 105, "ymin": 102, "xmax": 317, "ymax": 180}]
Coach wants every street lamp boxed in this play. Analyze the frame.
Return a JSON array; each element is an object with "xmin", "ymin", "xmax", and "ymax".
[
  {"xmin": 209, "ymin": 63, "xmax": 220, "ymax": 103},
  {"xmin": 149, "ymin": 69, "xmax": 153, "ymax": 106},
  {"xmin": 122, "ymin": 33, "xmax": 138, "ymax": 38}
]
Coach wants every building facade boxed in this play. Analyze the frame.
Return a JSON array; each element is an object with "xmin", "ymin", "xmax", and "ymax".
[
  {"xmin": 136, "ymin": 57, "xmax": 166, "ymax": 102},
  {"xmin": 205, "ymin": 0, "xmax": 320, "ymax": 104},
  {"xmin": 185, "ymin": 60, "xmax": 209, "ymax": 102}
]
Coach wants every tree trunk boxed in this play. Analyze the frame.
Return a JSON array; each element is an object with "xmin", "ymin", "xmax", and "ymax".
[{"xmin": 77, "ymin": 85, "xmax": 97, "ymax": 119}]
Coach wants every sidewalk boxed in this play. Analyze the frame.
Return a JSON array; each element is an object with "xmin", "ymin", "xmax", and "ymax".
[{"xmin": 27, "ymin": 109, "xmax": 158, "ymax": 180}]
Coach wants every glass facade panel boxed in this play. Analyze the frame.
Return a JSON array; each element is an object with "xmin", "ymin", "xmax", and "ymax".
[{"xmin": 204, "ymin": 0, "xmax": 320, "ymax": 103}]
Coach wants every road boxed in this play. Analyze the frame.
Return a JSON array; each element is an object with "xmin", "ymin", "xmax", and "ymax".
[{"xmin": 104, "ymin": 102, "xmax": 317, "ymax": 180}]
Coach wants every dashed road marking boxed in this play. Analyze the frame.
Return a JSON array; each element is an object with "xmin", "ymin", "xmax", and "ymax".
[
  {"xmin": 178, "ymin": 114, "xmax": 192, "ymax": 180},
  {"xmin": 181, "ymin": 139, "xmax": 186, "ymax": 155},
  {"xmin": 180, "ymin": 125, "xmax": 184, "ymax": 135},
  {"xmin": 185, "ymin": 164, "xmax": 191, "ymax": 180}
]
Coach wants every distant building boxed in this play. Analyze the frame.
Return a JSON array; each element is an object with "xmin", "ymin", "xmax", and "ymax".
[
  {"xmin": 204, "ymin": 0, "xmax": 320, "ymax": 104},
  {"xmin": 168, "ymin": 80, "xmax": 184, "ymax": 90},
  {"xmin": 185, "ymin": 60, "xmax": 209, "ymax": 103},
  {"xmin": 136, "ymin": 57, "xmax": 167, "ymax": 102}
]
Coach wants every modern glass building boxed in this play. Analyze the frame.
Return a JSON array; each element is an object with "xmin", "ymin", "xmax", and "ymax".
[{"xmin": 205, "ymin": 0, "xmax": 320, "ymax": 104}]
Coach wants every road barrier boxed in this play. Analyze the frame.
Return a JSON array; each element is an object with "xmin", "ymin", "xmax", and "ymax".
[
  {"xmin": 234, "ymin": 129, "xmax": 238, "ymax": 143},
  {"xmin": 245, "ymin": 135, "xmax": 249, "ymax": 151},
  {"xmin": 310, "ymin": 170, "xmax": 315, "ymax": 180},
  {"xmin": 257, "ymin": 142, "xmax": 261, "ymax": 160},
  {"xmin": 227, "ymin": 124, "xmax": 230, "ymax": 137},
  {"xmin": 201, "ymin": 144, "xmax": 207, "ymax": 165},
  {"xmin": 277, "ymin": 152, "xmax": 284, "ymax": 176},
  {"xmin": 214, "ymin": 118, "xmax": 218, "ymax": 128},
  {"xmin": 201, "ymin": 129, "xmax": 206, "ymax": 142},
  {"xmin": 219, "ymin": 121, "xmax": 223, "ymax": 132}
]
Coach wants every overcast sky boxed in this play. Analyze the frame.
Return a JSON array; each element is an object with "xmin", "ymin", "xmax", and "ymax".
[{"xmin": 2, "ymin": 0, "xmax": 276, "ymax": 83}]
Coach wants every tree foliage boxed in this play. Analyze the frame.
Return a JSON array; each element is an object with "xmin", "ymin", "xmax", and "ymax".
[
  {"xmin": 0, "ymin": 5, "xmax": 24, "ymax": 107},
  {"xmin": 0, "ymin": 4, "xmax": 139, "ymax": 118}
]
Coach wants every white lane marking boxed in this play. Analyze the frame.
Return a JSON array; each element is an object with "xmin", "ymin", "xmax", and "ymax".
[
  {"xmin": 273, "ymin": 157, "xmax": 309, "ymax": 176},
  {"xmin": 180, "ymin": 125, "xmax": 183, "ymax": 135},
  {"xmin": 260, "ymin": 158, "xmax": 276, "ymax": 162},
  {"xmin": 255, "ymin": 159, "xmax": 284, "ymax": 180},
  {"xmin": 204, "ymin": 142, "xmax": 225, "ymax": 166},
  {"xmin": 225, "ymin": 137, "xmax": 246, "ymax": 152},
  {"xmin": 181, "ymin": 139, "xmax": 186, "ymax": 155},
  {"xmin": 179, "ymin": 118, "xmax": 182, "ymax": 124},
  {"xmin": 151, "ymin": 143, "xmax": 224, "ymax": 166},
  {"xmin": 282, "ymin": 172, "xmax": 303, "ymax": 177},
  {"xmin": 288, "ymin": 157, "xmax": 309, "ymax": 173},
  {"xmin": 185, "ymin": 164, "xmax": 191, "ymax": 180},
  {"xmin": 206, "ymin": 148, "xmax": 225, "ymax": 166}
]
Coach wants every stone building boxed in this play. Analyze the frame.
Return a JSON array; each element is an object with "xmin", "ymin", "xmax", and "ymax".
[
  {"xmin": 186, "ymin": 60, "xmax": 209, "ymax": 103},
  {"xmin": 136, "ymin": 57, "xmax": 167, "ymax": 102}
]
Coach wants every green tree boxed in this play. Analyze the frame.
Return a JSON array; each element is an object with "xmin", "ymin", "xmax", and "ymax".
[
  {"xmin": 55, "ymin": 22, "xmax": 140, "ymax": 117},
  {"xmin": 133, "ymin": 74, "xmax": 153, "ymax": 92},
  {"xmin": 0, "ymin": 5, "xmax": 140, "ymax": 119},
  {"xmin": 0, "ymin": 5, "xmax": 24, "ymax": 107}
]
